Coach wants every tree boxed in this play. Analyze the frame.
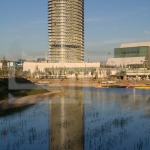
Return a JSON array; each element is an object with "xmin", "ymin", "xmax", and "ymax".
[
  {"xmin": 59, "ymin": 69, "xmax": 62, "ymax": 78},
  {"xmin": 91, "ymin": 70, "xmax": 94, "ymax": 78},
  {"xmin": 35, "ymin": 65, "xmax": 39, "ymax": 72},
  {"xmin": 106, "ymin": 69, "xmax": 111, "ymax": 76},
  {"xmin": 15, "ymin": 66, "xmax": 23, "ymax": 77},
  {"xmin": 52, "ymin": 67, "xmax": 55, "ymax": 75},
  {"xmin": 94, "ymin": 72, "xmax": 98, "ymax": 79},
  {"xmin": 63, "ymin": 66, "xmax": 66, "ymax": 75},
  {"xmin": 75, "ymin": 71, "xmax": 79, "ymax": 80}
]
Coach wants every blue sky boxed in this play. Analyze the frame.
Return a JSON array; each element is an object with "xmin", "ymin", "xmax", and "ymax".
[{"xmin": 0, "ymin": 0, "xmax": 150, "ymax": 61}]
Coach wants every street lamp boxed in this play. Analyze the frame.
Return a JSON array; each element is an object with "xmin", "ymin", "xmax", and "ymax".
[
  {"xmin": 87, "ymin": 50, "xmax": 90, "ymax": 62},
  {"xmin": 45, "ymin": 51, "xmax": 49, "ymax": 63},
  {"xmin": 141, "ymin": 60, "xmax": 147, "ymax": 79}
]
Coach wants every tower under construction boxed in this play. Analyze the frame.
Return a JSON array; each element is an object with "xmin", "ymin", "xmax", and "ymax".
[{"xmin": 48, "ymin": 0, "xmax": 84, "ymax": 63}]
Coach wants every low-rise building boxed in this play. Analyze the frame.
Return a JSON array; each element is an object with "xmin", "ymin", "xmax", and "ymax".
[
  {"xmin": 106, "ymin": 41, "xmax": 150, "ymax": 68},
  {"xmin": 114, "ymin": 41, "xmax": 150, "ymax": 68},
  {"xmin": 106, "ymin": 57, "xmax": 145, "ymax": 67},
  {"xmin": 23, "ymin": 62, "xmax": 100, "ymax": 79}
]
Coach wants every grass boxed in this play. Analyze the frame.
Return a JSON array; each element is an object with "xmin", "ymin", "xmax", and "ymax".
[
  {"xmin": 0, "ymin": 77, "xmax": 48, "ymax": 101},
  {"xmin": 0, "ymin": 104, "xmax": 34, "ymax": 116}
]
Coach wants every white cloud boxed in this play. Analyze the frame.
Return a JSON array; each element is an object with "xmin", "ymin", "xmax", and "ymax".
[
  {"xmin": 144, "ymin": 30, "xmax": 150, "ymax": 34},
  {"xmin": 85, "ymin": 11, "xmax": 138, "ymax": 24},
  {"xmin": 138, "ymin": 7, "xmax": 150, "ymax": 11},
  {"xmin": 85, "ymin": 38, "xmax": 140, "ymax": 46},
  {"xmin": 6, "ymin": 20, "xmax": 47, "ymax": 32},
  {"xmin": 19, "ymin": 20, "xmax": 46, "ymax": 28}
]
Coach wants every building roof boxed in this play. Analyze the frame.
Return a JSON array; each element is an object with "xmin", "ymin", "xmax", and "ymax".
[
  {"xmin": 120, "ymin": 41, "xmax": 150, "ymax": 48},
  {"xmin": 106, "ymin": 57, "xmax": 145, "ymax": 67}
]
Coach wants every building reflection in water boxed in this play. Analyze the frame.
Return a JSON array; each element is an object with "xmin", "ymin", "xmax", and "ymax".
[{"xmin": 49, "ymin": 87, "xmax": 84, "ymax": 150}]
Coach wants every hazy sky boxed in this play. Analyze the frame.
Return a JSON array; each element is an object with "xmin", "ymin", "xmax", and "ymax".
[{"xmin": 0, "ymin": 0, "xmax": 150, "ymax": 61}]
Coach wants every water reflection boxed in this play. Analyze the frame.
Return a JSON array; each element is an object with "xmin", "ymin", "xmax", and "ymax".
[
  {"xmin": 0, "ymin": 87, "xmax": 150, "ymax": 150},
  {"xmin": 84, "ymin": 88, "xmax": 150, "ymax": 150},
  {"xmin": 50, "ymin": 87, "xmax": 84, "ymax": 150}
]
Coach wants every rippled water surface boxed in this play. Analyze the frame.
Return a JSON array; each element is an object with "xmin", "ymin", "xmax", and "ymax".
[{"xmin": 0, "ymin": 87, "xmax": 150, "ymax": 150}]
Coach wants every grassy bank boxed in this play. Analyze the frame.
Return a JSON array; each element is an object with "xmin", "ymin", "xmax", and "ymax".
[
  {"xmin": 0, "ymin": 77, "xmax": 48, "ymax": 100},
  {"xmin": 0, "ymin": 104, "xmax": 34, "ymax": 116}
]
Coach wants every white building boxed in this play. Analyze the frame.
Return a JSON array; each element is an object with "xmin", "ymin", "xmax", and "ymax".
[
  {"xmin": 106, "ymin": 57, "xmax": 145, "ymax": 67},
  {"xmin": 107, "ymin": 41, "xmax": 150, "ymax": 67},
  {"xmin": 23, "ymin": 62, "xmax": 100, "ymax": 74},
  {"xmin": 120, "ymin": 41, "xmax": 150, "ymax": 48}
]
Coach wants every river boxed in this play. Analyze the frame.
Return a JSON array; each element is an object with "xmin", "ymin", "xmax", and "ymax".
[{"xmin": 0, "ymin": 87, "xmax": 150, "ymax": 150}]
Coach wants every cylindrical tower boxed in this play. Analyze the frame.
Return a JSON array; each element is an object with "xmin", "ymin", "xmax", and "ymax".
[{"xmin": 48, "ymin": 0, "xmax": 84, "ymax": 63}]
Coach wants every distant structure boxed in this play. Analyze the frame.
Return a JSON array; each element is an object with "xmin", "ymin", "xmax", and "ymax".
[
  {"xmin": 0, "ymin": 60, "xmax": 24, "ymax": 70},
  {"xmin": 48, "ymin": 0, "xmax": 84, "ymax": 63},
  {"xmin": 114, "ymin": 42, "xmax": 150, "ymax": 61},
  {"xmin": 106, "ymin": 57, "xmax": 145, "ymax": 67},
  {"xmin": 120, "ymin": 41, "xmax": 150, "ymax": 48},
  {"xmin": 107, "ymin": 41, "xmax": 150, "ymax": 67},
  {"xmin": 23, "ymin": 62, "xmax": 100, "ymax": 74}
]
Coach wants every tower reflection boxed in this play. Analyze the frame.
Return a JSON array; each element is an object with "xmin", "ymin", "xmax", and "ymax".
[{"xmin": 50, "ymin": 87, "xmax": 84, "ymax": 150}]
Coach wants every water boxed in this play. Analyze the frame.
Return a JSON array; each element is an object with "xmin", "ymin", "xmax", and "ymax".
[{"xmin": 0, "ymin": 87, "xmax": 150, "ymax": 150}]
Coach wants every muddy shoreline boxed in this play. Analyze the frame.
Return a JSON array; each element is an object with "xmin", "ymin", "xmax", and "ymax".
[
  {"xmin": 0, "ymin": 90, "xmax": 65, "ymax": 111},
  {"xmin": 1, "ymin": 78, "xmax": 150, "ymax": 111}
]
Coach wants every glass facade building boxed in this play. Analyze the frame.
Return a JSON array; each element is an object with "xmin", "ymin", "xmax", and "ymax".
[
  {"xmin": 114, "ymin": 46, "xmax": 150, "ymax": 60},
  {"xmin": 48, "ymin": 0, "xmax": 84, "ymax": 63}
]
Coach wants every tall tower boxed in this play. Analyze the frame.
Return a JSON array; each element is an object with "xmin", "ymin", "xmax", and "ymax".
[{"xmin": 48, "ymin": 0, "xmax": 84, "ymax": 63}]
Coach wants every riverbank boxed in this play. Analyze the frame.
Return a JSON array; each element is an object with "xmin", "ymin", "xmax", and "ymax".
[
  {"xmin": 0, "ymin": 77, "xmax": 66, "ymax": 111},
  {"xmin": 0, "ymin": 77, "xmax": 48, "ymax": 100},
  {"xmin": 1, "ymin": 78, "xmax": 150, "ymax": 111},
  {"xmin": 0, "ymin": 89, "xmax": 65, "ymax": 111},
  {"xmin": 36, "ymin": 78, "xmax": 150, "ymax": 88}
]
